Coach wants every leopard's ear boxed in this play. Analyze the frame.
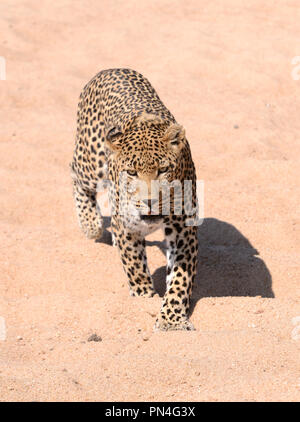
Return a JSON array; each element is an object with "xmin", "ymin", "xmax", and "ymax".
[
  {"xmin": 163, "ymin": 123, "xmax": 185, "ymax": 148},
  {"xmin": 105, "ymin": 125, "xmax": 123, "ymax": 151}
]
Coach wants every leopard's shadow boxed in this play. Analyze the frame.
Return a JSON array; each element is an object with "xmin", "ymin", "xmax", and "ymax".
[
  {"xmin": 149, "ymin": 218, "xmax": 274, "ymax": 314},
  {"xmin": 96, "ymin": 217, "xmax": 274, "ymax": 315},
  {"xmin": 95, "ymin": 216, "xmax": 114, "ymax": 246}
]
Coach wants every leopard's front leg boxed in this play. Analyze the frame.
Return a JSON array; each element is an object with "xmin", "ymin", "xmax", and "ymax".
[
  {"xmin": 112, "ymin": 217, "xmax": 155, "ymax": 297},
  {"xmin": 155, "ymin": 222, "xmax": 198, "ymax": 331}
]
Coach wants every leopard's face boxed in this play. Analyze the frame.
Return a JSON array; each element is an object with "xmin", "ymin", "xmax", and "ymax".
[{"xmin": 106, "ymin": 119, "xmax": 188, "ymax": 233}]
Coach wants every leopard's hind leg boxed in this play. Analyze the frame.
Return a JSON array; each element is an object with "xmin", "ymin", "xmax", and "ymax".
[{"xmin": 71, "ymin": 176, "xmax": 103, "ymax": 240}]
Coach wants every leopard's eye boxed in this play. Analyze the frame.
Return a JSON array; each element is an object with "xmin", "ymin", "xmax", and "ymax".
[
  {"xmin": 158, "ymin": 166, "xmax": 168, "ymax": 175},
  {"xmin": 127, "ymin": 169, "xmax": 137, "ymax": 177}
]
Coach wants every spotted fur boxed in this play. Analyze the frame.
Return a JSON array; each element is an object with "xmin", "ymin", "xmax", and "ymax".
[{"xmin": 70, "ymin": 68, "xmax": 198, "ymax": 331}]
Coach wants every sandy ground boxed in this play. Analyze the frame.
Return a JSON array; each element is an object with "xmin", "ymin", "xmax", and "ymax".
[{"xmin": 0, "ymin": 0, "xmax": 300, "ymax": 402}]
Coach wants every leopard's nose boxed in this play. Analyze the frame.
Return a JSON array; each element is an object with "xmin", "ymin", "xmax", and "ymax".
[{"xmin": 141, "ymin": 198, "xmax": 158, "ymax": 207}]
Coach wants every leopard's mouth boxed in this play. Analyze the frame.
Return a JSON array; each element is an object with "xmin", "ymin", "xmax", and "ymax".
[{"xmin": 140, "ymin": 214, "xmax": 163, "ymax": 223}]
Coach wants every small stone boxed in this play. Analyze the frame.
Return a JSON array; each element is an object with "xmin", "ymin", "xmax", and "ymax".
[
  {"xmin": 234, "ymin": 125, "xmax": 239, "ymax": 129},
  {"xmin": 16, "ymin": 336, "xmax": 23, "ymax": 341},
  {"xmin": 87, "ymin": 334, "xmax": 102, "ymax": 342}
]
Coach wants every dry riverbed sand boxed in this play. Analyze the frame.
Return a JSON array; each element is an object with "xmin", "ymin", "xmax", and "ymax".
[{"xmin": 0, "ymin": 0, "xmax": 299, "ymax": 401}]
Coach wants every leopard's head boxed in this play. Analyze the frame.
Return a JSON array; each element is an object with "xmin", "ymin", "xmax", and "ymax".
[{"xmin": 105, "ymin": 113, "xmax": 192, "ymax": 231}]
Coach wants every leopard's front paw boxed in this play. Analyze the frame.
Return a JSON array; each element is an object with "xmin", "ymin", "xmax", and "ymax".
[{"xmin": 154, "ymin": 315, "xmax": 195, "ymax": 331}]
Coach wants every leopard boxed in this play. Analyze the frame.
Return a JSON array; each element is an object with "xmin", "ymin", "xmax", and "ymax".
[{"xmin": 70, "ymin": 68, "xmax": 198, "ymax": 331}]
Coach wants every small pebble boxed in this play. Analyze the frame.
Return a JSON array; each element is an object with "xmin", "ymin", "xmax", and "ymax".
[{"xmin": 87, "ymin": 334, "xmax": 102, "ymax": 342}]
